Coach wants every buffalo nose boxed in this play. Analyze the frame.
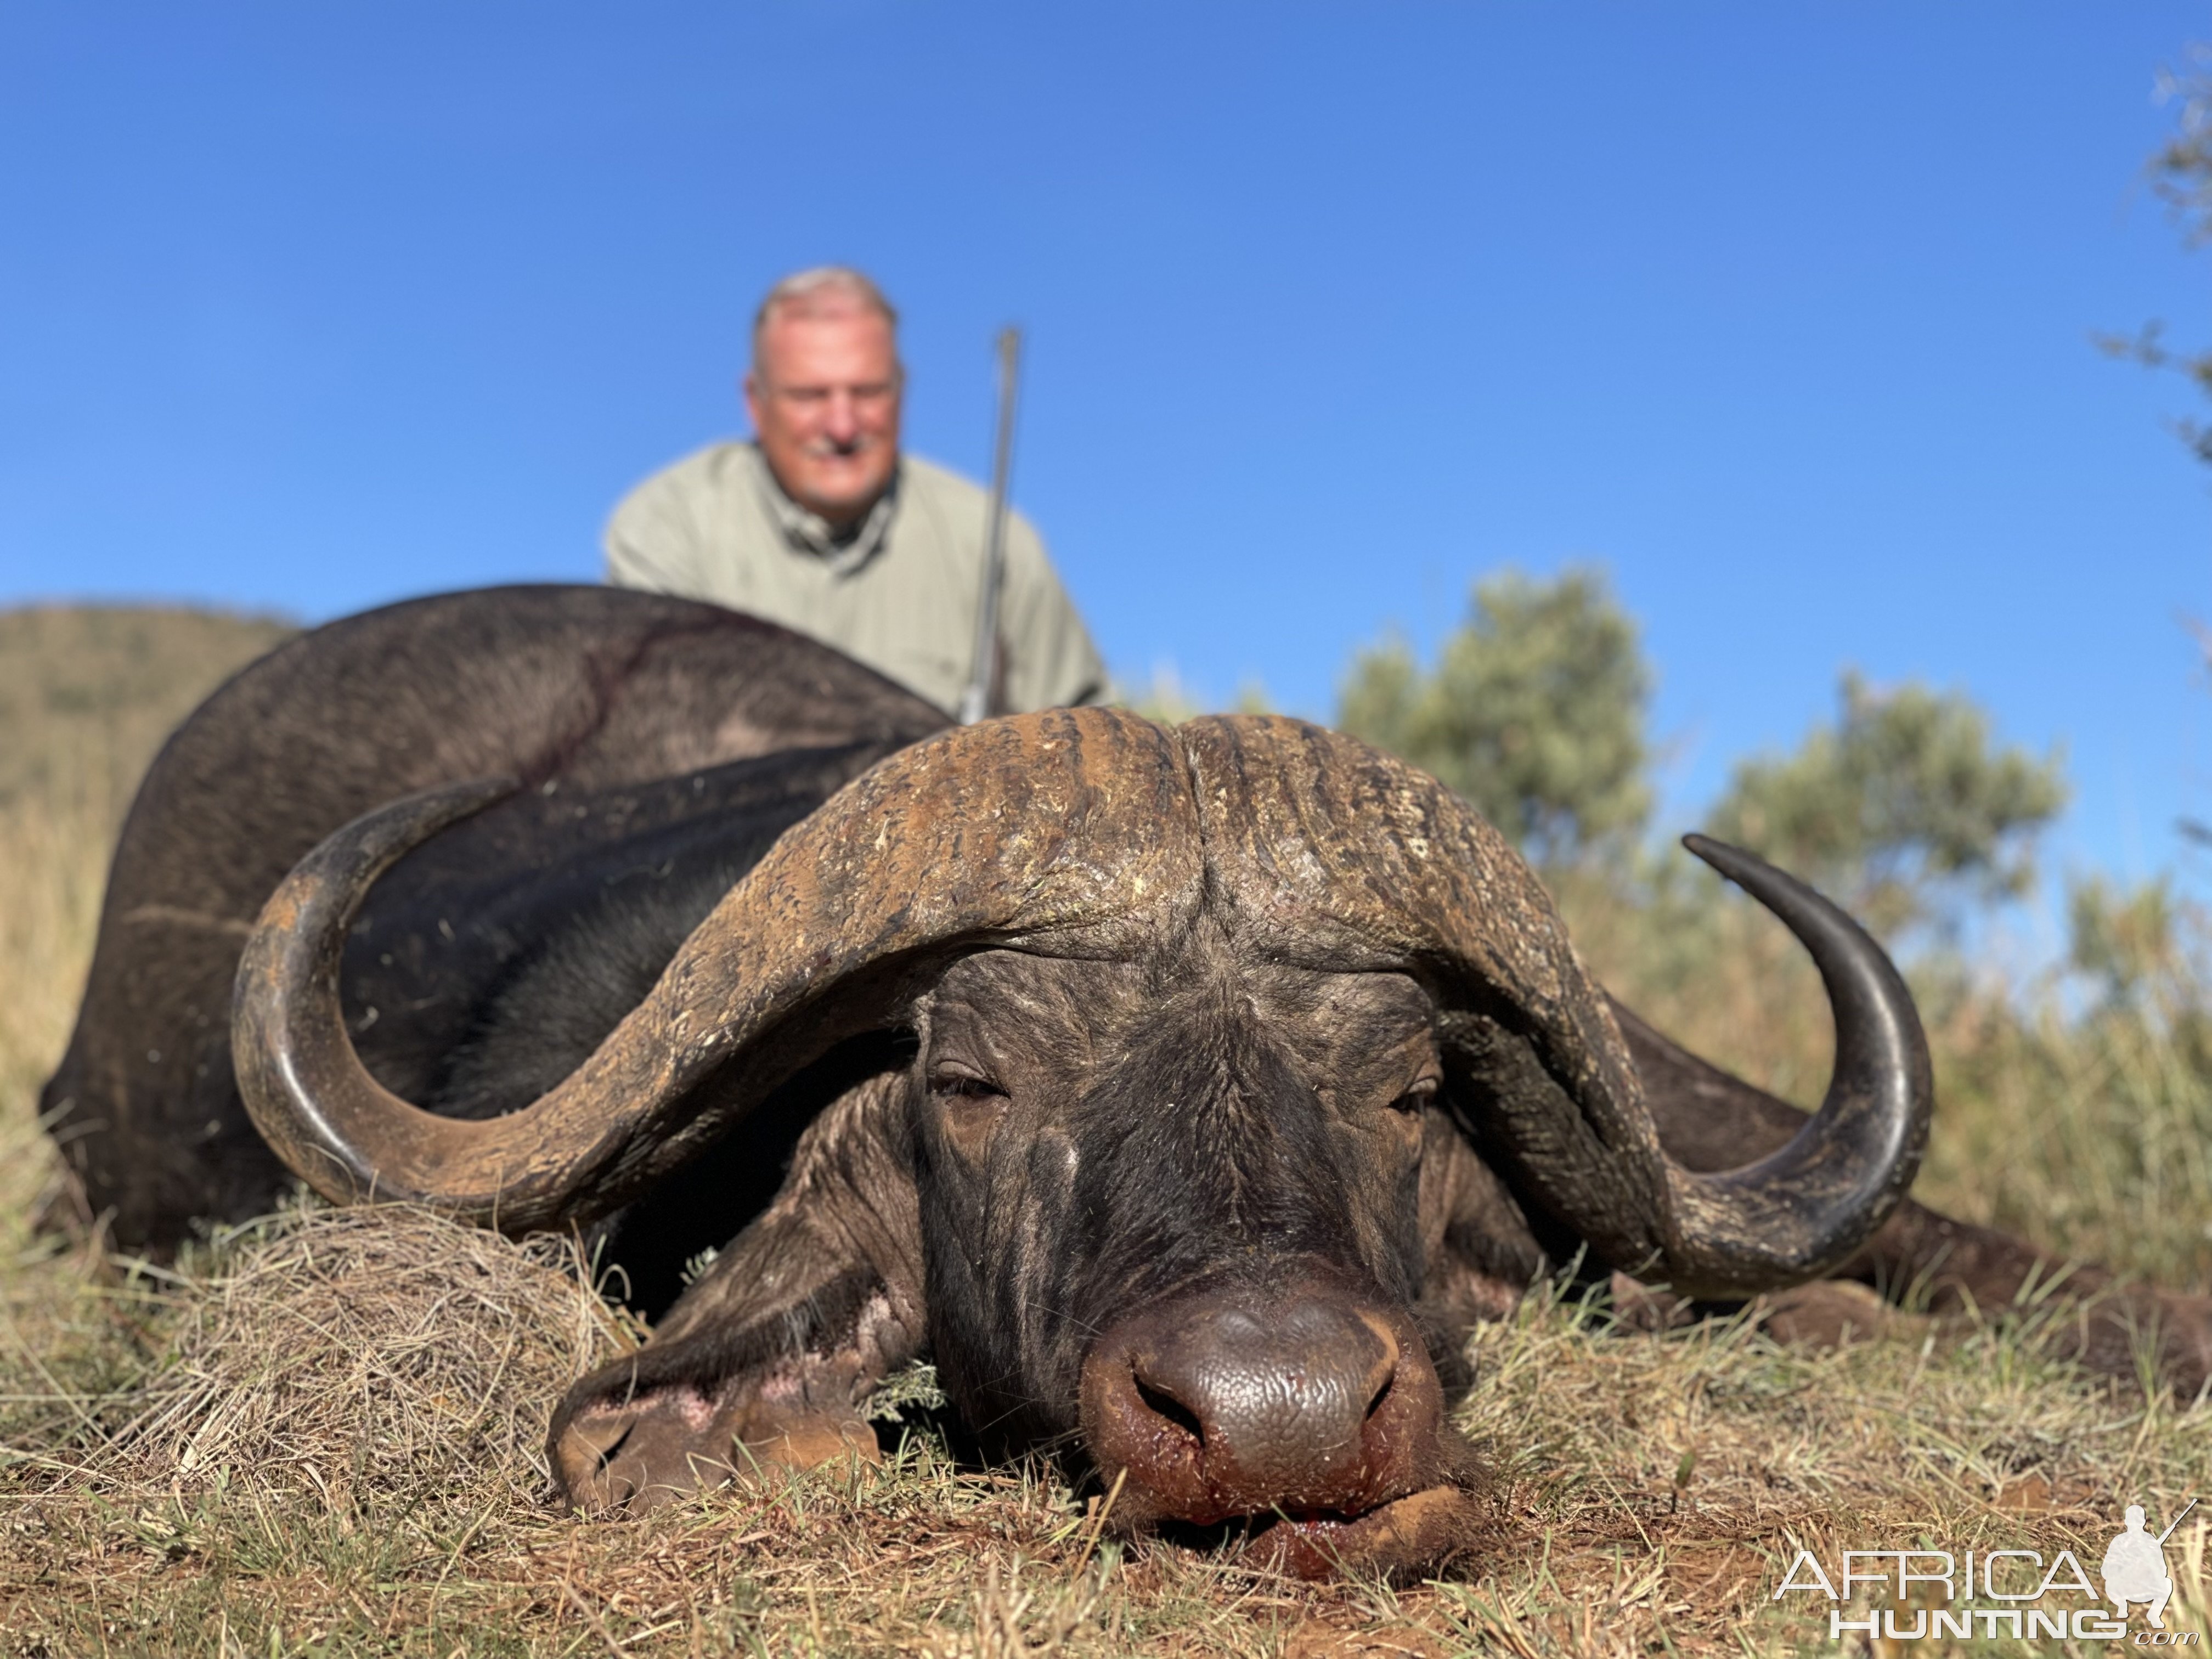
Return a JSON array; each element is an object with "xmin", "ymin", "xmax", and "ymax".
[
  {"xmin": 1081, "ymin": 1278, "xmax": 1446, "ymax": 1527},
  {"xmin": 1131, "ymin": 1301, "xmax": 1395, "ymax": 1496}
]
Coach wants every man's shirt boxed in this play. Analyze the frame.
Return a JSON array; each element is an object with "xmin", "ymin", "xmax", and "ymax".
[{"xmin": 604, "ymin": 441, "xmax": 1107, "ymax": 716}]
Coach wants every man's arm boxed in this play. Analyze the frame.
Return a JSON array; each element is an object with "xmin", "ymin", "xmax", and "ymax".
[
  {"xmin": 996, "ymin": 513, "xmax": 1108, "ymax": 712},
  {"xmin": 603, "ymin": 465, "xmax": 713, "ymax": 599}
]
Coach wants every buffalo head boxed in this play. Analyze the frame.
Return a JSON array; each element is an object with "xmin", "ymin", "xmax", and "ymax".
[{"xmin": 229, "ymin": 708, "xmax": 1929, "ymax": 1576}]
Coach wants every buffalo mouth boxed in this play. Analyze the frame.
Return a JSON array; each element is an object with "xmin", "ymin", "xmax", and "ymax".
[{"xmin": 1190, "ymin": 1483, "xmax": 1482, "ymax": 1580}]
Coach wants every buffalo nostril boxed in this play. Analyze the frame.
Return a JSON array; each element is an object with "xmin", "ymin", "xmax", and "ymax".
[
  {"xmin": 1135, "ymin": 1376, "xmax": 1205, "ymax": 1445},
  {"xmin": 1364, "ymin": 1373, "xmax": 1392, "ymax": 1421}
]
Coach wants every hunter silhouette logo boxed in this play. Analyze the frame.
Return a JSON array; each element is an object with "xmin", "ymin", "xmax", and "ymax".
[
  {"xmin": 1774, "ymin": 1497, "xmax": 2202, "ymax": 1643},
  {"xmin": 2104, "ymin": 1500, "xmax": 2197, "ymax": 1630}
]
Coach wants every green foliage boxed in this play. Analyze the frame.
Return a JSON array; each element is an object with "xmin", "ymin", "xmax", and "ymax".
[
  {"xmin": 2098, "ymin": 45, "xmax": 2212, "ymax": 465},
  {"xmin": 2095, "ymin": 318, "xmax": 2212, "ymax": 469},
  {"xmin": 2069, "ymin": 873, "xmax": 2196, "ymax": 1003},
  {"xmin": 1338, "ymin": 566, "xmax": 1652, "ymax": 862},
  {"xmin": 1703, "ymin": 670, "xmax": 2067, "ymax": 933},
  {"xmin": 1336, "ymin": 572, "xmax": 2066, "ymax": 951},
  {"xmin": 2152, "ymin": 46, "xmax": 2212, "ymax": 241}
]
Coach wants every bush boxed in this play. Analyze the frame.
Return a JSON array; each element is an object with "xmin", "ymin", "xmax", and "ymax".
[{"xmin": 1339, "ymin": 566, "xmax": 1651, "ymax": 864}]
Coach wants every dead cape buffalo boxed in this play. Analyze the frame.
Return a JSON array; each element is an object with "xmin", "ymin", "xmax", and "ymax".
[{"xmin": 42, "ymin": 586, "xmax": 2212, "ymax": 1577}]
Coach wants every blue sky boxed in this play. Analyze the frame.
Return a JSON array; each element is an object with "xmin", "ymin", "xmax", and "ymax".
[{"xmin": 3, "ymin": 4, "xmax": 2208, "ymax": 902}]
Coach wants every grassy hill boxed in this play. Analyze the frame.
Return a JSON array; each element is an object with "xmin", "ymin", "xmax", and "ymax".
[
  {"xmin": 0, "ymin": 602, "xmax": 298, "ymax": 1304},
  {"xmin": 0, "ymin": 604, "xmax": 295, "ymax": 825}
]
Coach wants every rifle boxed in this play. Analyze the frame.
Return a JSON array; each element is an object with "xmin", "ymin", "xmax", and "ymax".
[
  {"xmin": 2157, "ymin": 1498, "xmax": 2199, "ymax": 1545},
  {"xmin": 958, "ymin": 326, "xmax": 1022, "ymax": 725}
]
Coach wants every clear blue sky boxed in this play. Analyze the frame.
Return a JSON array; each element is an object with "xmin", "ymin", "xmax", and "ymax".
[{"xmin": 3, "ymin": 5, "xmax": 2207, "ymax": 902}]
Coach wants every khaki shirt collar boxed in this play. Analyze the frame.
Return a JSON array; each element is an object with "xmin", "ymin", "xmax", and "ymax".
[{"xmin": 749, "ymin": 442, "xmax": 900, "ymax": 577}]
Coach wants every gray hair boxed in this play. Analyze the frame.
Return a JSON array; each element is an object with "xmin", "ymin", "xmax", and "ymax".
[{"xmin": 751, "ymin": 267, "xmax": 900, "ymax": 371}]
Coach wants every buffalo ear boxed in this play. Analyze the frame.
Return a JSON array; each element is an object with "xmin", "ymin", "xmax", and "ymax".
[
  {"xmin": 551, "ymin": 1312, "xmax": 887, "ymax": 1513},
  {"xmin": 546, "ymin": 1071, "xmax": 928, "ymax": 1514},
  {"xmin": 593, "ymin": 1031, "xmax": 919, "ymax": 1323}
]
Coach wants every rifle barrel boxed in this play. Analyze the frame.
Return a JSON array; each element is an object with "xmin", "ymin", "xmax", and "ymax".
[
  {"xmin": 958, "ymin": 326, "xmax": 1022, "ymax": 724},
  {"xmin": 2157, "ymin": 1497, "xmax": 2199, "ymax": 1545}
]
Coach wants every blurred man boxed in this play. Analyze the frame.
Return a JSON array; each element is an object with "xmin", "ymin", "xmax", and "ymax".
[{"xmin": 605, "ymin": 267, "xmax": 1106, "ymax": 716}]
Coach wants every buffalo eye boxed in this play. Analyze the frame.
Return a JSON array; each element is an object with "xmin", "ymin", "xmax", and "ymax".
[
  {"xmin": 1389, "ymin": 1075, "xmax": 1440, "ymax": 1115},
  {"xmin": 930, "ymin": 1067, "xmax": 1006, "ymax": 1102},
  {"xmin": 928, "ymin": 1063, "xmax": 1009, "ymax": 1161}
]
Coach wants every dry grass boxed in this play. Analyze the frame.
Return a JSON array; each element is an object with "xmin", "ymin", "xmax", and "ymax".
[
  {"xmin": 4, "ymin": 1225, "xmax": 2205, "ymax": 1656},
  {"xmin": 0, "ymin": 607, "xmax": 2207, "ymax": 1656},
  {"xmin": 0, "ymin": 606, "xmax": 293, "ymax": 822},
  {"xmin": 78, "ymin": 1206, "xmax": 637, "ymax": 1511}
]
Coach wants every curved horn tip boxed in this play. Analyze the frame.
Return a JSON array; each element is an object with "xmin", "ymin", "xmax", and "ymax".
[
  {"xmin": 1683, "ymin": 832, "xmax": 1786, "ymax": 893},
  {"xmin": 1660, "ymin": 831, "xmax": 1934, "ymax": 1297}
]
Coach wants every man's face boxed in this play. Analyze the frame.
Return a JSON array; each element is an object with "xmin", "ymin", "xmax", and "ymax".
[{"xmin": 745, "ymin": 304, "xmax": 902, "ymax": 528}]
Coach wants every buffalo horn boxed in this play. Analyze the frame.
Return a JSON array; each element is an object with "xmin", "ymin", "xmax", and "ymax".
[
  {"xmin": 236, "ymin": 706, "xmax": 1928, "ymax": 1289},
  {"xmin": 1655, "ymin": 833, "xmax": 1932, "ymax": 1295},
  {"xmin": 232, "ymin": 775, "xmax": 522, "ymax": 1207},
  {"xmin": 232, "ymin": 710, "xmax": 1203, "ymax": 1231},
  {"xmin": 1174, "ymin": 716, "xmax": 1931, "ymax": 1300}
]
